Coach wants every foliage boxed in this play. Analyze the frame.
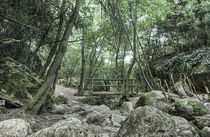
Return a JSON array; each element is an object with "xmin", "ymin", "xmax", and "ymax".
[
  {"xmin": 154, "ymin": 47, "xmax": 210, "ymax": 81},
  {"xmin": 0, "ymin": 0, "xmax": 209, "ymax": 113}
]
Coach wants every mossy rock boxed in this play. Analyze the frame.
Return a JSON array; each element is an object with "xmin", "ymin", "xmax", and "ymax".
[
  {"xmin": 200, "ymin": 127, "xmax": 210, "ymax": 137},
  {"xmin": 55, "ymin": 95, "xmax": 68, "ymax": 105},
  {"xmin": 0, "ymin": 106, "xmax": 7, "ymax": 113},
  {"xmin": 151, "ymin": 48, "xmax": 210, "ymax": 93},
  {"xmin": 191, "ymin": 59, "xmax": 210, "ymax": 92},
  {"xmin": 173, "ymin": 81, "xmax": 189, "ymax": 97},
  {"xmin": 136, "ymin": 92, "xmax": 158, "ymax": 107},
  {"xmin": 174, "ymin": 98, "xmax": 208, "ymax": 119},
  {"xmin": 136, "ymin": 91, "xmax": 173, "ymax": 113},
  {"xmin": 0, "ymin": 57, "xmax": 43, "ymax": 107},
  {"xmin": 118, "ymin": 106, "xmax": 199, "ymax": 137},
  {"xmin": 80, "ymin": 96, "xmax": 97, "ymax": 105},
  {"xmin": 194, "ymin": 115, "xmax": 210, "ymax": 129}
]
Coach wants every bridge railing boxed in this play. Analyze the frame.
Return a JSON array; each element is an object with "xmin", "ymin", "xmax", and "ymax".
[{"xmin": 86, "ymin": 78, "xmax": 135, "ymax": 94}]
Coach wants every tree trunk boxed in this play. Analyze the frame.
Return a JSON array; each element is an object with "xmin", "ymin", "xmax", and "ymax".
[
  {"xmin": 24, "ymin": 0, "xmax": 81, "ymax": 115},
  {"xmin": 125, "ymin": 0, "xmax": 137, "ymax": 91},
  {"xmin": 39, "ymin": 0, "xmax": 66, "ymax": 77},
  {"xmin": 78, "ymin": 26, "xmax": 86, "ymax": 95}
]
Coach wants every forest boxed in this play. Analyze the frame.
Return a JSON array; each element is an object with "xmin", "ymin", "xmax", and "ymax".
[{"xmin": 0, "ymin": 0, "xmax": 209, "ymax": 137}]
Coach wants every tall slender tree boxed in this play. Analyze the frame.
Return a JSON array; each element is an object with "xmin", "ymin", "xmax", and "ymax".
[{"xmin": 24, "ymin": 0, "xmax": 81, "ymax": 115}]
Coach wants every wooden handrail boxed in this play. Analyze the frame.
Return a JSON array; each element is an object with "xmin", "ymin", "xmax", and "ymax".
[{"xmin": 86, "ymin": 78, "xmax": 135, "ymax": 81}]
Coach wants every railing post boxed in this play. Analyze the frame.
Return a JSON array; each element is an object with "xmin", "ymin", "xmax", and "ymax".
[{"xmin": 91, "ymin": 79, "xmax": 93, "ymax": 95}]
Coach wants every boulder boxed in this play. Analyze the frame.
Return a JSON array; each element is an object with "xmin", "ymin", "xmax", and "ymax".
[
  {"xmin": 121, "ymin": 102, "xmax": 133, "ymax": 112},
  {"xmin": 80, "ymin": 96, "xmax": 97, "ymax": 105},
  {"xmin": 117, "ymin": 106, "xmax": 199, "ymax": 137},
  {"xmin": 0, "ymin": 100, "xmax": 6, "ymax": 113},
  {"xmin": 204, "ymin": 103, "xmax": 210, "ymax": 112},
  {"xmin": 173, "ymin": 81, "xmax": 189, "ymax": 97},
  {"xmin": 135, "ymin": 91, "xmax": 158, "ymax": 107},
  {"xmin": 0, "ymin": 57, "xmax": 43, "ymax": 107},
  {"xmin": 83, "ymin": 105, "xmax": 111, "ymax": 113},
  {"xmin": 0, "ymin": 106, "xmax": 7, "ymax": 113},
  {"xmin": 54, "ymin": 95, "xmax": 68, "ymax": 104},
  {"xmin": 87, "ymin": 111, "xmax": 106, "ymax": 125},
  {"xmin": 191, "ymin": 58, "xmax": 210, "ymax": 93},
  {"xmin": 110, "ymin": 114, "xmax": 126, "ymax": 127},
  {"xmin": 0, "ymin": 119, "xmax": 32, "ymax": 137},
  {"xmin": 29, "ymin": 117, "xmax": 115, "ymax": 137},
  {"xmin": 151, "ymin": 48, "xmax": 210, "ymax": 93},
  {"xmin": 0, "ymin": 99, "xmax": 5, "ymax": 106},
  {"xmin": 174, "ymin": 98, "xmax": 208, "ymax": 119},
  {"xmin": 194, "ymin": 115, "xmax": 210, "ymax": 129},
  {"xmin": 52, "ymin": 104, "xmax": 69, "ymax": 114},
  {"xmin": 135, "ymin": 90, "xmax": 172, "ymax": 112},
  {"xmin": 201, "ymin": 127, "xmax": 210, "ymax": 137}
]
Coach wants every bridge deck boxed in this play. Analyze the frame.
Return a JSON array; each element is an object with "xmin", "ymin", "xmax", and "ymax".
[{"xmin": 91, "ymin": 91, "xmax": 122, "ymax": 96}]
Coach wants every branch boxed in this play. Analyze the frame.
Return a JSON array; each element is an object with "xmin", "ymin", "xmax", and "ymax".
[
  {"xmin": 43, "ymin": 39, "xmax": 84, "ymax": 45},
  {"xmin": 0, "ymin": 14, "xmax": 39, "ymax": 31}
]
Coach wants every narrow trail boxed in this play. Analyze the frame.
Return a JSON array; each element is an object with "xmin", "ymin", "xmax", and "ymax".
[{"xmin": 54, "ymin": 85, "xmax": 79, "ymax": 104}]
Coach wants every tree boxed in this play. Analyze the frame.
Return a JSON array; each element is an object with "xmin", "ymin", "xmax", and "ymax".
[
  {"xmin": 24, "ymin": 0, "xmax": 81, "ymax": 115},
  {"xmin": 78, "ymin": 25, "xmax": 86, "ymax": 95}
]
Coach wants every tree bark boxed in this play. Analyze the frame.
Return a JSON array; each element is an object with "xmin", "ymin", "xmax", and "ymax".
[
  {"xmin": 125, "ymin": 0, "xmax": 137, "ymax": 91},
  {"xmin": 78, "ymin": 26, "xmax": 86, "ymax": 95},
  {"xmin": 24, "ymin": 0, "xmax": 81, "ymax": 115},
  {"xmin": 39, "ymin": 0, "xmax": 66, "ymax": 77}
]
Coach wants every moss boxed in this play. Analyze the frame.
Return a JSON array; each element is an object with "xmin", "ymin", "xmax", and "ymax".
[
  {"xmin": 194, "ymin": 60, "xmax": 210, "ymax": 74},
  {"xmin": 80, "ymin": 96, "xmax": 97, "ymax": 105},
  {"xmin": 153, "ymin": 48, "xmax": 210, "ymax": 88},
  {"xmin": 174, "ymin": 98, "xmax": 208, "ymax": 119},
  {"xmin": 55, "ymin": 95, "xmax": 68, "ymax": 104},
  {"xmin": 0, "ymin": 106, "xmax": 7, "ymax": 113},
  {"xmin": 0, "ymin": 57, "xmax": 43, "ymax": 107},
  {"xmin": 136, "ymin": 92, "xmax": 157, "ymax": 107},
  {"xmin": 173, "ymin": 80, "xmax": 190, "ymax": 95}
]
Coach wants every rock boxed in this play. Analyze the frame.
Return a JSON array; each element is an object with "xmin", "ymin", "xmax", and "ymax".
[
  {"xmin": 135, "ymin": 90, "xmax": 172, "ymax": 112},
  {"xmin": 110, "ymin": 114, "xmax": 126, "ymax": 127},
  {"xmin": 0, "ymin": 100, "xmax": 6, "ymax": 113},
  {"xmin": 0, "ymin": 118, "xmax": 31, "ymax": 137},
  {"xmin": 0, "ymin": 106, "xmax": 7, "ymax": 113},
  {"xmin": 173, "ymin": 81, "xmax": 189, "ymax": 97},
  {"xmin": 121, "ymin": 102, "xmax": 133, "ymax": 111},
  {"xmin": 136, "ymin": 90, "xmax": 166, "ymax": 107},
  {"xmin": 135, "ymin": 91, "xmax": 158, "ymax": 107},
  {"xmin": 52, "ymin": 104, "xmax": 68, "ymax": 114},
  {"xmin": 103, "ymin": 126, "xmax": 119, "ymax": 133},
  {"xmin": 54, "ymin": 95, "xmax": 68, "ymax": 104},
  {"xmin": 119, "ymin": 108, "xmax": 130, "ymax": 116},
  {"xmin": 204, "ymin": 103, "xmax": 210, "ymax": 112},
  {"xmin": 191, "ymin": 58, "xmax": 210, "ymax": 93},
  {"xmin": 151, "ymin": 48, "xmax": 210, "ymax": 93},
  {"xmin": 29, "ymin": 117, "xmax": 115, "ymax": 137},
  {"xmin": 80, "ymin": 96, "xmax": 97, "ymax": 105},
  {"xmin": 83, "ymin": 104, "xmax": 111, "ymax": 113},
  {"xmin": 0, "ymin": 100, "xmax": 5, "ymax": 106},
  {"xmin": 117, "ymin": 106, "xmax": 199, "ymax": 137},
  {"xmin": 201, "ymin": 127, "xmax": 210, "ymax": 137},
  {"xmin": 0, "ymin": 57, "xmax": 43, "ymax": 107},
  {"xmin": 87, "ymin": 111, "xmax": 106, "ymax": 125},
  {"xmin": 66, "ymin": 104, "xmax": 85, "ymax": 114},
  {"xmin": 174, "ymin": 98, "xmax": 208, "ymax": 119},
  {"xmin": 172, "ymin": 116, "xmax": 199, "ymax": 137},
  {"xmin": 194, "ymin": 114, "xmax": 210, "ymax": 129}
]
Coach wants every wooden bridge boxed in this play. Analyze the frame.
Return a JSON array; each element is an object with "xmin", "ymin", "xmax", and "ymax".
[{"xmin": 86, "ymin": 78, "xmax": 135, "ymax": 95}]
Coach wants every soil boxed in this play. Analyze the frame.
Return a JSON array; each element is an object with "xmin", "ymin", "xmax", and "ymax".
[
  {"xmin": 0, "ymin": 85, "xmax": 81, "ymax": 132},
  {"xmin": 54, "ymin": 85, "xmax": 78, "ymax": 104}
]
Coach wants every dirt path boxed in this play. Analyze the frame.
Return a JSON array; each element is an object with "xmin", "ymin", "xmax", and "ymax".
[{"xmin": 54, "ymin": 85, "xmax": 78, "ymax": 104}]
